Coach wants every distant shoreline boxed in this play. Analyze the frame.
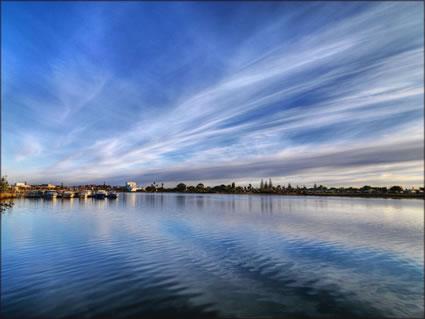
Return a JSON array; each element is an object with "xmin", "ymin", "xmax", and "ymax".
[
  {"xmin": 0, "ymin": 193, "xmax": 19, "ymax": 200},
  {"xmin": 123, "ymin": 191, "xmax": 424, "ymax": 200},
  {"xmin": 2, "ymin": 191, "xmax": 423, "ymax": 201}
]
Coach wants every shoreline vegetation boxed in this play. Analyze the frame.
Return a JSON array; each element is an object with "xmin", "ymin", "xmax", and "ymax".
[
  {"xmin": 1, "ymin": 176, "xmax": 423, "ymax": 200},
  {"xmin": 1, "ymin": 191, "xmax": 423, "ymax": 200},
  {"xmin": 153, "ymin": 191, "xmax": 425, "ymax": 200},
  {"xmin": 131, "ymin": 180, "xmax": 424, "ymax": 199}
]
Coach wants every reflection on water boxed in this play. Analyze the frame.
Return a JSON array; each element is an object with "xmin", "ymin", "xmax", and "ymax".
[{"xmin": 1, "ymin": 193, "xmax": 424, "ymax": 318}]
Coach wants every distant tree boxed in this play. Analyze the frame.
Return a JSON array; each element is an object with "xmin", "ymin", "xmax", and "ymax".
[
  {"xmin": 390, "ymin": 185, "xmax": 403, "ymax": 193},
  {"xmin": 260, "ymin": 179, "xmax": 264, "ymax": 189},
  {"xmin": 196, "ymin": 183, "xmax": 205, "ymax": 192},
  {"xmin": 248, "ymin": 184, "xmax": 252, "ymax": 191},
  {"xmin": 0, "ymin": 201, "xmax": 13, "ymax": 213},
  {"xmin": 212, "ymin": 186, "xmax": 221, "ymax": 193},
  {"xmin": 288, "ymin": 183, "xmax": 292, "ymax": 190},
  {"xmin": 146, "ymin": 185, "xmax": 156, "ymax": 192},
  {"xmin": 269, "ymin": 178, "xmax": 272, "ymax": 189},
  {"xmin": 187, "ymin": 186, "xmax": 196, "ymax": 193},
  {"xmin": 1, "ymin": 176, "xmax": 9, "ymax": 193},
  {"xmin": 313, "ymin": 183, "xmax": 317, "ymax": 190},
  {"xmin": 231, "ymin": 182, "xmax": 235, "ymax": 189},
  {"xmin": 264, "ymin": 181, "xmax": 268, "ymax": 189},
  {"xmin": 176, "ymin": 183, "xmax": 187, "ymax": 192},
  {"xmin": 212, "ymin": 184, "xmax": 227, "ymax": 193}
]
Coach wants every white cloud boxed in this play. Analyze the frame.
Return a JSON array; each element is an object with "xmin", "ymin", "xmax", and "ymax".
[{"xmin": 3, "ymin": 2, "xmax": 423, "ymax": 187}]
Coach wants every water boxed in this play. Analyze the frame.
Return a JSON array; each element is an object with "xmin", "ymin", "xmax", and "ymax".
[{"xmin": 1, "ymin": 193, "xmax": 423, "ymax": 318}]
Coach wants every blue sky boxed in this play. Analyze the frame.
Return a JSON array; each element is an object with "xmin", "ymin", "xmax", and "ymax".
[{"xmin": 2, "ymin": 1, "xmax": 424, "ymax": 187}]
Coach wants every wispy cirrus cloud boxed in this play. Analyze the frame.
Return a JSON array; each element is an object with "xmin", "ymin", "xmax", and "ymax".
[{"xmin": 2, "ymin": 2, "xmax": 423, "ymax": 187}]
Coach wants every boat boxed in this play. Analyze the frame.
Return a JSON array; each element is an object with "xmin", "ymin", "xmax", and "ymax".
[
  {"xmin": 95, "ymin": 190, "xmax": 108, "ymax": 199},
  {"xmin": 87, "ymin": 190, "xmax": 93, "ymax": 197},
  {"xmin": 108, "ymin": 191, "xmax": 119, "ymax": 199},
  {"xmin": 45, "ymin": 191, "xmax": 57, "ymax": 199},
  {"xmin": 26, "ymin": 190, "xmax": 44, "ymax": 198},
  {"xmin": 79, "ymin": 191, "xmax": 88, "ymax": 199},
  {"xmin": 63, "ymin": 191, "xmax": 75, "ymax": 199}
]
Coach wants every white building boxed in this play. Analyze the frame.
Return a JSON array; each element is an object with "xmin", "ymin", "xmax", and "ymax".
[
  {"xmin": 40, "ymin": 184, "xmax": 56, "ymax": 189},
  {"xmin": 15, "ymin": 182, "xmax": 27, "ymax": 187},
  {"xmin": 126, "ymin": 182, "xmax": 138, "ymax": 192},
  {"xmin": 14, "ymin": 182, "xmax": 31, "ymax": 189}
]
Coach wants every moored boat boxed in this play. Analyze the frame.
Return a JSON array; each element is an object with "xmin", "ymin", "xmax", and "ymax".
[
  {"xmin": 63, "ymin": 191, "xmax": 75, "ymax": 199},
  {"xmin": 45, "ymin": 191, "xmax": 57, "ymax": 199},
  {"xmin": 26, "ymin": 190, "xmax": 44, "ymax": 198},
  {"xmin": 95, "ymin": 190, "xmax": 108, "ymax": 199},
  {"xmin": 79, "ymin": 191, "xmax": 88, "ymax": 199},
  {"xmin": 108, "ymin": 191, "xmax": 119, "ymax": 199}
]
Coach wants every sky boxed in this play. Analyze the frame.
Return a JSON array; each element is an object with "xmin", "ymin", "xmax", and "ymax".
[{"xmin": 1, "ymin": 1, "xmax": 424, "ymax": 188}]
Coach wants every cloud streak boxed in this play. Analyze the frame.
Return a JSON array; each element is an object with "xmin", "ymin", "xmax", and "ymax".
[{"xmin": 2, "ymin": 2, "xmax": 424, "ymax": 187}]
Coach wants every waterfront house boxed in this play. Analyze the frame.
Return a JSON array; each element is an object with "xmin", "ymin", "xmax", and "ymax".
[
  {"xmin": 14, "ymin": 182, "xmax": 32, "ymax": 190},
  {"xmin": 126, "ymin": 182, "xmax": 138, "ymax": 192},
  {"xmin": 40, "ymin": 184, "xmax": 56, "ymax": 189},
  {"xmin": 15, "ymin": 182, "xmax": 27, "ymax": 187}
]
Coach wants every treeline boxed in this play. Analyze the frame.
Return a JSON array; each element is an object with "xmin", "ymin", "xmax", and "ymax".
[
  {"xmin": 139, "ymin": 179, "xmax": 419, "ymax": 195},
  {"xmin": 0, "ymin": 176, "xmax": 14, "ymax": 213},
  {"xmin": 4, "ymin": 174, "xmax": 422, "ymax": 196}
]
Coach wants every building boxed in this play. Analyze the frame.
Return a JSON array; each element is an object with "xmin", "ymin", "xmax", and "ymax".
[
  {"xmin": 15, "ymin": 182, "xmax": 27, "ymax": 187},
  {"xmin": 15, "ymin": 182, "xmax": 31, "ymax": 189},
  {"xmin": 126, "ymin": 182, "xmax": 138, "ymax": 192},
  {"xmin": 40, "ymin": 184, "xmax": 56, "ymax": 189}
]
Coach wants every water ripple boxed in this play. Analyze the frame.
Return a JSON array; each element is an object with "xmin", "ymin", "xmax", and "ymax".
[{"xmin": 2, "ymin": 194, "xmax": 423, "ymax": 318}]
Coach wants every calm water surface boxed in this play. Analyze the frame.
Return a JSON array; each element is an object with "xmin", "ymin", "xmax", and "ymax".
[{"xmin": 1, "ymin": 193, "xmax": 424, "ymax": 318}]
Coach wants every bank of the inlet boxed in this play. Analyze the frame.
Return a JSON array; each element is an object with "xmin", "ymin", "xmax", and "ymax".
[{"xmin": 1, "ymin": 176, "xmax": 423, "ymax": 200}]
